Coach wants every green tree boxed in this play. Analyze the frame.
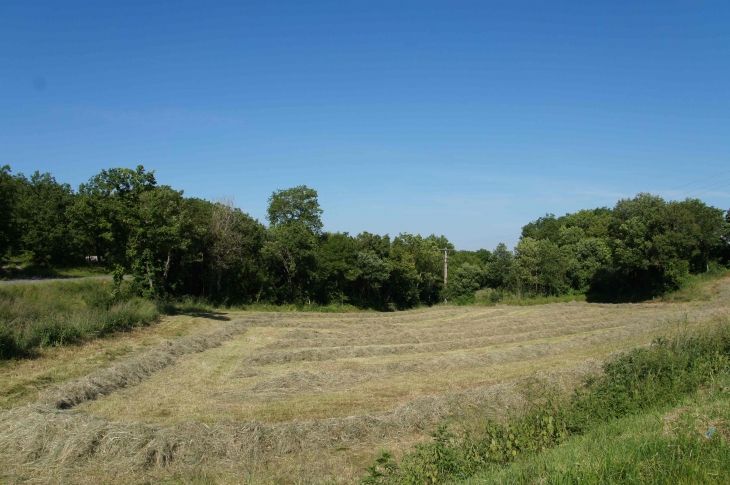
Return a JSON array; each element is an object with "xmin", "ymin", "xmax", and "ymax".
[
  {"xmin": 444, "ymin": 262, "xmax": 484, "ymax": 300},
  {"xmin": 71, "ymin": 165, "xmax": 157, "ymax": 266},
  {"xmin": 126, "ymin": 186, "xmax": 190, "ymax": 296},
  {"xmin": 514, "ymin": 237, "xmax": 566, "ymax": 296},
  {"xmin": 485, "ymin": 243, "xmax": 514, "ymax": 290},
  {"xmin": 263, "ymin": 224, "xmax": 319, "ymax": 303},
  {"xmin": 0, "ymin": 166, "xmax": 19, "ymax": 259},
  {"xmin": 538, "ymin": 239, "xmax": 567, "ymax": 296},
  {"xmin": 354, "ymin": 250, "xmax": 390, "ymax": 306},
  {"xmin": 316, "ymin": 232, "xmax": 360, "ymax": 305},
  {"xmin": 385, "ymin": 234, "xmax": 444, "ymax": 308},
  {"xmin": 264, "ymin": 186, "xmax": 324, "ymax": 303},
  {"xmin": 521, "ymin": 213, "xmax": 561, "ymax": 243},
  {"xmin": 514, "ymin": 237, "xmax": 541, "ymax": 295},
  {"xmin": 563, "ymin": 237, "xmax": 611, "ymax": 292},
  {"xmin": 267, "ymin": 185, "xmax": 323, "ymax": 234},
  {"xmin": 12, "ymin": 171, "xmax": 78, "ymax": 266},
  {"xmin": 672, "ymin": 198, "xmax": 726, "ymax": 273}
]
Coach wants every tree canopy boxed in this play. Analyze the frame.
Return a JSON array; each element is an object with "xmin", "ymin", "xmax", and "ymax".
[{"xmin": 1, "ymin": 166, "xmax": 728, "ymax": 306}]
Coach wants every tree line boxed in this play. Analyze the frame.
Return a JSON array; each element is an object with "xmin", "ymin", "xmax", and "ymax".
[{"xmin": 1, "ymin": 164, "xmax": 729, "ymax": 307}]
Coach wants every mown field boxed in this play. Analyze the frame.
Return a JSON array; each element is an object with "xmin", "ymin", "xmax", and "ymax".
[{"xmin": 1, "ymin": 277, "xmax": 729, "ymax": 484}]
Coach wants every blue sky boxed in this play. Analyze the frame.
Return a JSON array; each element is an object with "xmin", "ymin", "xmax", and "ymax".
[{"xmin": 2, "ymin": 1, "xmax": 729, "ymax": 250}]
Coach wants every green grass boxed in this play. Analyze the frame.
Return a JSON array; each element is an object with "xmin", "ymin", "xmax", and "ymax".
[
  {"xmin": 0, "ymin": 279, "xmax": 159, "ymax": 359},
  {"xmin": 452, "ymin": 382, "xmax": 730, "ymax": 484},
  {"xmin": 0, "ymin": 263, "xmax": 109, "ymax": 280},
  {"xmin": 361, "ymin": 321, "xmax": 730, "ymax": 484},
  {"xmin": 163, "ymin": 295, "xmax": 372, "ymax": 314},
  {"xmin": 662, "ymin": 266, "xmax": 730, "ymax": 302},
  {"xmin": 470, "ymin": 289, "xmax": 586, "ymax": 307},
  {"xmin": 497, "ymin": 293, "xmax": 587, "ymax": 306}
]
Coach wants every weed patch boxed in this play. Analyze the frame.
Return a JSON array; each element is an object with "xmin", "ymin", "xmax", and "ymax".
[{"xmin": 0, "ymin": 280, "xmax": 159, "ymax": 358}]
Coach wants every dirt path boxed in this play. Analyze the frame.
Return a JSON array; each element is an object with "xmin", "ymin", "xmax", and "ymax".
[{"xmin": 0, "ymin": 275, "xmax": 121, "ymax": 285}]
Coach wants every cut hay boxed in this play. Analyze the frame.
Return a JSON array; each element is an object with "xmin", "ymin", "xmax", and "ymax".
[
  {"xmin": 2, "ymin": 277, "xmax": 730, "ymax": 484},
  {"xmin": 41, "ymin": 322, "xmax": 247, "ymax": 409},
  {"xmin": 0, "ymin": 366, "xmax": 596, "ymax": 478}
]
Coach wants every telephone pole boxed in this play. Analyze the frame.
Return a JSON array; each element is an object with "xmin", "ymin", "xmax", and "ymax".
[{"xmin": 438, "ymin": 248, "xmax": 452, "ymax": 286}]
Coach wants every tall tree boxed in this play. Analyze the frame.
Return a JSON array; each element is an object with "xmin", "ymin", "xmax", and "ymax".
[
  {"xmin": 12, "ymin": 171, "xmax": 78, "ymax": 266},
  {"xmin": 267, "ymin": 185, "xmax": 323, "ymax": 234},
  {"xmin": 264, "ymin": 186, "xmax": 324, "ymax": 303},
  {"xmin": 126, "ymin": 186, "xmax": 190, "ymax": 296},
  {"xmin": 0, "ymin": 166, "xmax": 18, "ymax": 259},
  {"xmin": 485, "ymin": 243, "xmax": 514, "ymax": 290}
]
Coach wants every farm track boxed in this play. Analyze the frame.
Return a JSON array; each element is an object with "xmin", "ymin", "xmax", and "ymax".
[{"xmin": 2, "ymin": 279, "xmax": 730, "ymax": 484}]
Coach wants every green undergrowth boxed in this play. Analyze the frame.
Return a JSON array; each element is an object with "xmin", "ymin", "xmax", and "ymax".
[
  {"xmin": 662, "ymin": 266, "xmax": 730, "ymax": 302},
  {"xmin": 447, "ymin": 290, "xmax": 586, "ymax": 307},
  {"xmin": 362, "ymin": 321, "xmax": 730, "ymax": 484},
  {"xmin": 463, "ymin": 266, "xmax": 730, "ymax": 308},
  {"xmin": 496, "ymin": 293, "xmax": 586, "ymax": 306},
  {"xmin": 163, "ymin": 295, "xmax": 374, "ymax": 314},
  {"xmin": 453, "ymin": 380, "xmax": 730, "ymax": 484},
  {"xmin": 0, "ymin": 279, "xmax": 159, "ymax": 359}
]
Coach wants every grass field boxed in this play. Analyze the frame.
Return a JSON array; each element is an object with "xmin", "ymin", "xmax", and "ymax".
[{"xmin": 1, "ymin": 276, "xmax": 729, "ymax": 484}]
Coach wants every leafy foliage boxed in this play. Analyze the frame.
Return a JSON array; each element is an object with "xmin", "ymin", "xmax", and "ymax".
[{"xmin": 1, "ymin": 165, "xmax": 728, "ymax": 307}]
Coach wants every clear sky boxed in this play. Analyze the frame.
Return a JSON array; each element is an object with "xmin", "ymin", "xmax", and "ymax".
[{"xmin": 2, "ymin": 1, "xmax": 729, "ymax": 250}]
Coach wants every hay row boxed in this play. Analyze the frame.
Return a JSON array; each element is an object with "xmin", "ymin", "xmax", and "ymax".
[
  {"xmin": 244, "ymin": 316, "xmax": 667, "ymax": 366},
  {"xmin": 0, "ymin": 365, "xmax": 598, "ymax": 476},
  {"xmin": 228, "ymin": 324, "xmax": 649, "ymax": 400},
  {"xmin": 259, "ymin": 300, "xmax": 719, "ymax": 352},
  {"xmin": 40, "ymin": 321, "xmax": 247, "ymax": 410},
  {"xmin": 265, "ymin": 313, "xmax": 637, "ymax": 351},
  {"xmin": 238, "ymin": 299, "xmax": 701, "ymax": 330}
]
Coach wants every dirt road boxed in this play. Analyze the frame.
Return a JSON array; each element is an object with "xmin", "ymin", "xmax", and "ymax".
[{"xmin": 0, "ymin": 275, "xmax": 115, "ymax": 285}]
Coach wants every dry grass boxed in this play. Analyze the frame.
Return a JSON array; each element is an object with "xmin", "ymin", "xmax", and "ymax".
[
  {"xmin": 0, "ymin": 314, "xmax": 225, "ymax": 410},
  {"xmin": 1, "ymin": 276, "xmax": 730, "ymax": 484},
  {"xmin": 42, "ymin": 320, "xmax": 247, "ymax": 409}
]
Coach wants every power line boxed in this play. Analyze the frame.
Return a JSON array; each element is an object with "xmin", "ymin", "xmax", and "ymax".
[
  {"xmin": 676, "ymin": 178, "xmax": 730, "ymax": 197},
  {"xmin": 692, "ymin": 182, "xmax": 730, "ymax": 198},
  {"xmin": 666, "ymin": 170, "xmax": 730, "ymax": 192}
]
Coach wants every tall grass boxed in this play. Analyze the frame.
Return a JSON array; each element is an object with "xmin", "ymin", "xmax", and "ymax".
[
  {"xmin": 362, "ymin": 322, "xmax": 730, "ymax": 484},
  {"xmin": 0, "ymin": 280, "xmax": 159, "ymax": 359},
  {"xmin": 662, "ymin": 265, "xmax": 730, "ymax": 302},
  {"xmin": 162, "ymin": 295, "xmax": 369, "ymax": 314},
  {"xmin": 469, "ymin": 288, "xmax": 586, "ymax": 307},
  {"xmin": 454, "ymin": 386, "xmax": 730, "ymax": 484}
]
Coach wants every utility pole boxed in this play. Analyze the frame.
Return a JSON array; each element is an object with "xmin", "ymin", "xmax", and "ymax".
[{"xmin": 438, "ymin": 248, "xmax": 452, "ymax": 286}]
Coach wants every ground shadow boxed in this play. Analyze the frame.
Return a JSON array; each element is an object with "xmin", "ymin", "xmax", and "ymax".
[
  {"xmin": 585, "ymin": 268, "xmax": 655, "ymax": 303},
  {"xmin": 166, "ymin": 308, "xmax": 231, "ymax": 321}
]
